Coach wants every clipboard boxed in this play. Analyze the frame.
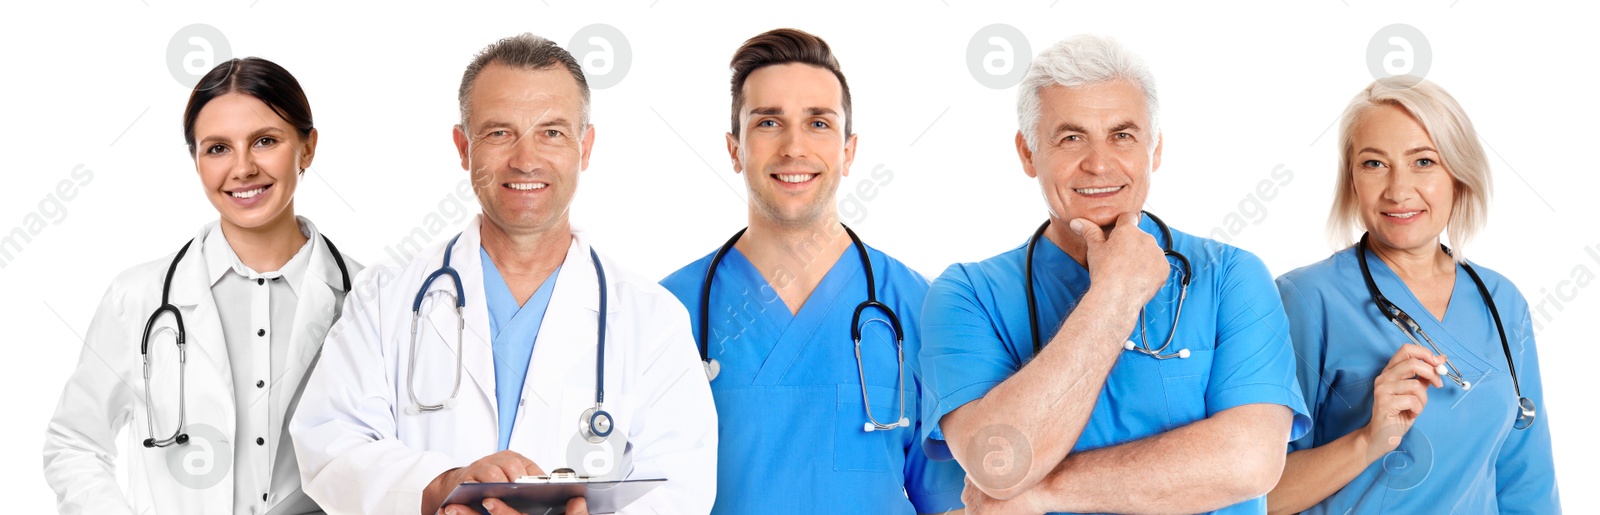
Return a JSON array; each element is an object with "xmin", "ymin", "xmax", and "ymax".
[{"xmin": 442, "ymin": 469, "xmax": 665, "ymax": 515}]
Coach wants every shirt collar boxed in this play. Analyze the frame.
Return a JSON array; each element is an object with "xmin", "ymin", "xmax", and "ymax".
[
  {"xmin": 458, "ymin": 214, "xmax": 600, "ymax": 313},
  {"xmin": 201, "ymin": 217, "xmax": 315, "ymax": 296}
]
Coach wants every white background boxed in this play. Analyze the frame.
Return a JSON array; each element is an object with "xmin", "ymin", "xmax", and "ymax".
[{"xmin": 2, "ymin": 0, "xmax": 1595, "ymax": 511}]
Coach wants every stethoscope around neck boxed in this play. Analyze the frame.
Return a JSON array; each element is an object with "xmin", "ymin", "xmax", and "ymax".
[
  {"xmin": 406, "ymin": 233, "xmax": 617, "ymax": 444},
  {"xmin": 141, "ymin": 235, "xmax": 351, "ymax": 448},
  {"xmin": 1025, "ymin": 211, "xmax": 1193, "ymax": 359},
  {"xmin": 697, "ymin": 225, "xmax": 910, "ymax": 432},
  {"xmin": 1357, "ymin": 233, "xmax": 1536, "ymax": 430}
]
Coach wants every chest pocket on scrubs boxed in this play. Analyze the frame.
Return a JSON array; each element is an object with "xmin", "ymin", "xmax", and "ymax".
[
  {"xmin": 1159, "ymin": 349, "xmax": 1213, "ymax": 429},
  {"xmin": 1327, "ymin": 370, "xmax": 1441, "ymax": 495},
  {"xmin": 834, "ymin": 384, "xmax": 899, "ymax": 472},
  {"xmin": 1328, "ymin": 373, "xmax": 1378, "ymax": 419}
]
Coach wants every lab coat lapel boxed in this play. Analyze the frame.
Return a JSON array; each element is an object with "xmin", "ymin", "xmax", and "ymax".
[
  {"xmin": 280, "ymin": 234, "xmax": 346, "ymax": 415},
  {"xmin": 155, "ymin": 226, "xmax": 237, "ymax": 514},
  {"xmin": 526, "ymin": 233, "xmax": 600, "ymax": 412},
  {"xmin": 289, "ymin": 223, "xmax": 354, "ymax": 366},
  {"xmin": 425, "ymin": 217, "xmax": 499, "ymax": 411},
  {"xmin": 165, "ymin": 225, "xmax": 235, "ymax": 406},
  {"xmin": 751, "ymin": 251, "xmax": 861, "ymax": 386}
]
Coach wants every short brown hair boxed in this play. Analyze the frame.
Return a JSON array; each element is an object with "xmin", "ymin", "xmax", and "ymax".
[
  {"xmin": 459, "ymin": 33, "xmax": 591, "ymax": 129},
  {"xmin": 729, "ymin": 28, "xmax": 852, "ymax": 137}
]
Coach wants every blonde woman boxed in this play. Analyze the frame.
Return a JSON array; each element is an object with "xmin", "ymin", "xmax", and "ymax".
[{"xmin": 1270, "ymin": 77, "xmax": 1558, "ymax": 514}]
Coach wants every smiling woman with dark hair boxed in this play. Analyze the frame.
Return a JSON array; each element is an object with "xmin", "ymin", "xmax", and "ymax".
[
  {"xmin": 43, "ymin": 57, "xmax": 362, "ymax": 514},
  {"xmin": 1269, "ymin": 76, "xmax": 1559, "ymax": 514}
]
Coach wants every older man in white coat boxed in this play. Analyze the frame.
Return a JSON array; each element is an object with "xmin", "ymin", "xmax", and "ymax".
[{"xmin": 290, "ymin": 34, "xmax": 717, "ymax": 515}]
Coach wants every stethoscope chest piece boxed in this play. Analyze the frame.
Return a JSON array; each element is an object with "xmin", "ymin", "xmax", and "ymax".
[
  {"xmin": 703, "ymin": 358, "xmax": 720, "ymax": 382},
  {"xmin": 579, "ymin": 405, "xmax": 614, "ymax": 444},
  {"xmin": 1514, "ymin": 396, "xmax": 1536, "ymax": 430}
]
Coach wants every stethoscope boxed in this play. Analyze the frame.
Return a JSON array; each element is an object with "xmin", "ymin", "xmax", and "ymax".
[
  {"xmin": 141, "ymin": 235, "xmax": 351, "ymax": 448},
  {"xmin": 407, "ymin": 233, "xmax": 617, "ymax": 444},
  {"xmin": 698, "ymin": 225, "xmax": 909, "ymax": 432},
  {"xmin": 1357, "ymin": 233, "xmax": 1536, "ymax": 430},
  {"xmin": 1025, "ymin": 211, "xmax": 1193, "ymax": 359}
]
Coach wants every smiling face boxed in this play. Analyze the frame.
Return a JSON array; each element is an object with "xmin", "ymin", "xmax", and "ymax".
[
  {"xmin": 1351, "ymin": 103, "xmax": 1456, "ymax": 254},
  {"xmin": 727, "ymin": 63, "xmax": 856, "ymax": 229},
  {"xmin": 1017, "ymin": 79, "xmax": 1162, "ymax": 230},
  {"xmin": 453, "ymin": 63, "xmax": 594, "ymax": 237},
  {"xmin": 192, "ymin": 92, "xmax": 315, "ymax": 231}
]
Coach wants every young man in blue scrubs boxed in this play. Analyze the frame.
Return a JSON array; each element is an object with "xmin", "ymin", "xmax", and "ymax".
[
  {"xmin": 660, "ymin": 28, "xmax": 965, "ymax": 514},
  {"xmin": 920, "ymin": 35, "xmax": 1311, "ymax": 514}
]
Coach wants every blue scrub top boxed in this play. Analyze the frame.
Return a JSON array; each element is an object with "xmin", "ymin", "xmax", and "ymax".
[
  {"xmin": 661, "ymin": 240, "xmax": 965, "ymax": 514},
  {"xmin": 482, "ymin": 247, "xmax": 562, "ymax": 451},
  {"xmin": 1277, "ymin": 246, "xmax": 1559, "ymax": 513},
  {"xmin": 919, "ymin": 214, "xmax": 1311, "ymax": 515}
]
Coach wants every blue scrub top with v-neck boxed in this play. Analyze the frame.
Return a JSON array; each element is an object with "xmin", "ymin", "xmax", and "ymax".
[
  {"xmin": 482, "ymin": 246, "xmax": 562, "ymax": 451},
  {"xmin": 1276, "ymin": 246, "xmax": 1559, "ymax": 513},
  {"xmin": 919, "ymin": 214, "xmax": 1311, "ymax": 515},
  {"xmin": 660, "ymin": 241, "xmax": 965, "ymax": 514}
]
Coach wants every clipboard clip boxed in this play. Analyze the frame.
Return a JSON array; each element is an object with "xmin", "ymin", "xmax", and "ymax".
[{"xmin": 517, "ymin": 468, "xmax": 591, "ymax": 483}]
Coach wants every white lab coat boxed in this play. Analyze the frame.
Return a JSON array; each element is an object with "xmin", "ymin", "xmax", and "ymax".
[
  {"xmin": 290, "ymin": 215, "xmax": 717, "ymax": 514},
  {"xmin": 43, "ymin": 220, "xmax": 363, "ymax": 514}
]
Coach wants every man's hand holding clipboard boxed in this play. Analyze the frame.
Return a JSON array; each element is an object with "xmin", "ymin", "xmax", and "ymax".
[{"xmin": 423, "ymin": 450, "xmax": 590, "ymax": 515}]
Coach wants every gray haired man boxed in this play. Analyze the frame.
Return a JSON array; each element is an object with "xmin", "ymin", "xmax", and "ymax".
[{"xmin": 918, "ymin": 34, "xmax": 1310, "ymax": 514}]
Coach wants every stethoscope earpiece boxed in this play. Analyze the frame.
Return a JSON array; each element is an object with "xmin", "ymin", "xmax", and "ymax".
[
  {"xmin": 863, "ymin": 418, "xmax": 910, "ymax": 433},
  {"xmin": 142, "ymin": 433, "xmax": 189, "ymax": 449}
]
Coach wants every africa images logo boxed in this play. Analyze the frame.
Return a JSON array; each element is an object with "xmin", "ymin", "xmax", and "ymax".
[{"xmin": 164, "ymin": 423, "xmax": 233, "ymax": 489}]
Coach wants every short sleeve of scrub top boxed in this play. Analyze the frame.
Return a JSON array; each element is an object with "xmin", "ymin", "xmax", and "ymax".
[{"xmin": 919, "ymin": 223, "xmax": 1310, "ymax": 463}]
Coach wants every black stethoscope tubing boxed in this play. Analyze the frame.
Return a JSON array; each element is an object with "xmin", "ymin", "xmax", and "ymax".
[
  {"xmin": 142, "ymin": 234, "xmax": 350, "ymax": 448},
  {"xmin": 1025, "ymin": 211, "xmax": 1190, "ymax": 356},
  {"xmin": 1357, "ymin": 233, "xmax": 1534, "ymax": 430}
]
